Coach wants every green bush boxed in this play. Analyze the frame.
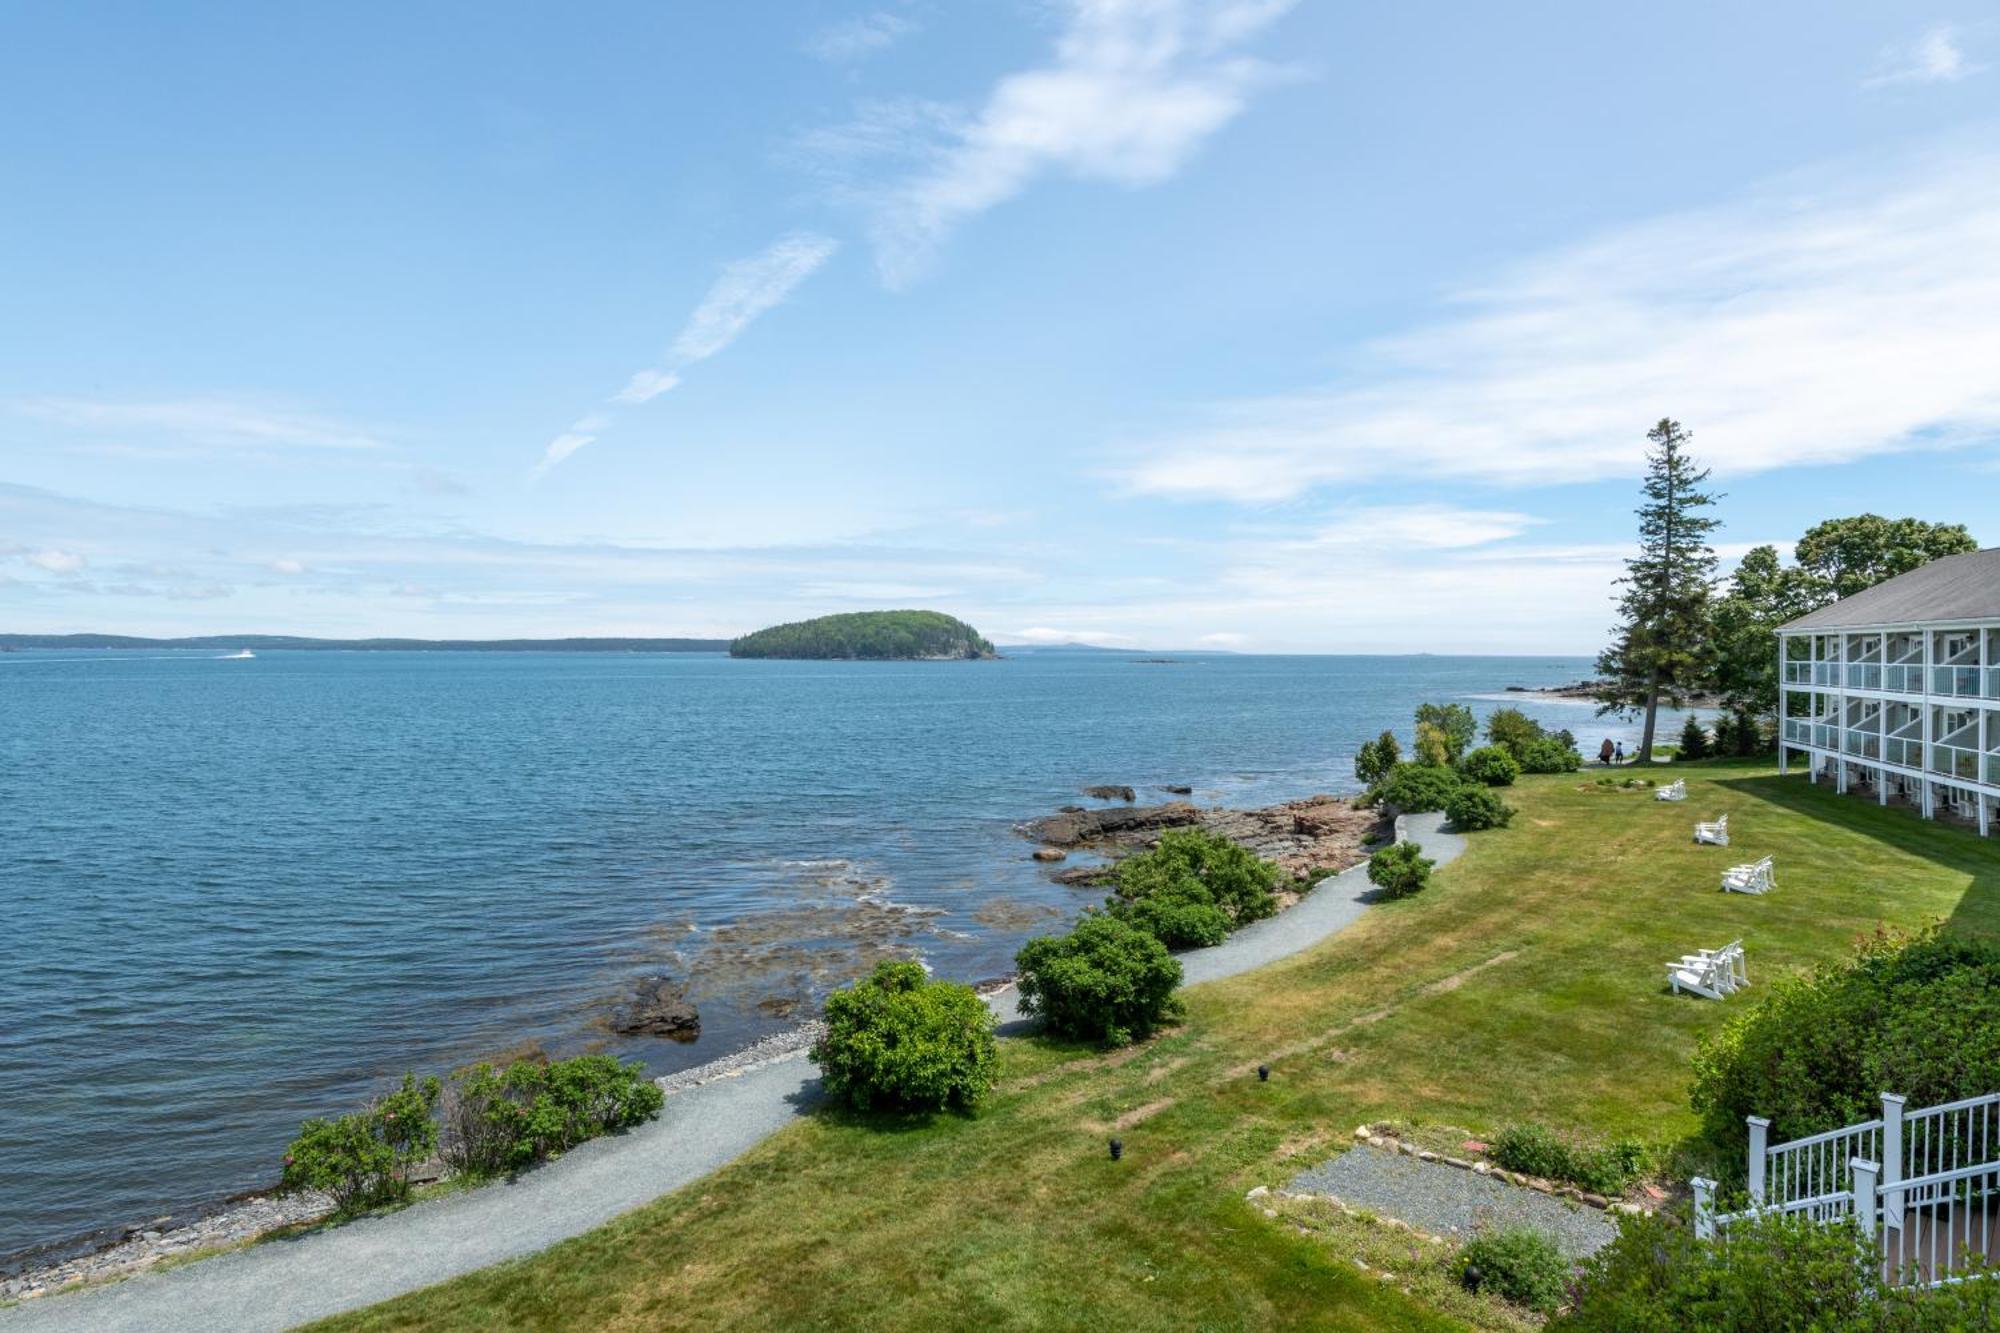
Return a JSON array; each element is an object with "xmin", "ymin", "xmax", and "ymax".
[
  {"xmin": 1107, "ymin": 827, "xmax": 1280, "ymax": 948},
  {"xmin": 1485, "ymin": 706, "xmax": 1545, "ymax": 761},
  {"xmin": 1354, "ymin": 729, "xmax": 1401, "ymax": 788},
  {"xmin": 1690, "ymin": 926, "xmax": 2000, "ymax": 1161},
  {"xmin": 1710, "ymin": 713, "xmax": 1739, "ymax": 756},
  {"xmin": 1556, "ymin": 1207, "xmax": 2000, "ymax": 1330},
  {"xmin": 1517, "ymin": 735, "xmax": 1582, "ymax": 773},
  {"xmin": 1487, "ymin": 1123, "xmax": 1646, "ymax": 1195},
  {"xmin": 1371, "ymin": 762, "xmax": 1464, "ymax": 813},
  {"xmin": 282, "ymin": 1073, "xmax": 441, "ymax": 1213},
  {"xmin": 1457, "ymin": 745, "xmax": 1520, "ymax": 787},
  {"xmin": 1016, "ymin": 914, "xmax": 1183, "ymax": 1047},
  {"xmin": 810, "ymin": 961, "xmax": 998, "ymax": 1114},
  {"xmin": 441, "ymin": 1054, "xmax": 663, "ymax": 1176},
  {"xmin": 1459, "ymin": 1228, "xmax": 1571, "ymax": 1316},
  {"xmin": 1445, "ymin": 785, "xmax": 1515, "ymax": 831},
  {"xmin": 1677, "ymin": 713, "xmax": 1711, "ymax": 761},
  {"xmin": 1366, "ymin": 841, "xmax": 1434, "ymax": 900},
  {"xmin": 1415, "ymin": 702, "xmax": 1478, "ymax": 762}
]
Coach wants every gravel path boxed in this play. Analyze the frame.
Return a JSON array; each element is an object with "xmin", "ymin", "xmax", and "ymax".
[
  {"xmin": 1, "ymin": 813, "xmax": 1460, "ymax": 1333},
  {"xmin": 1288, "ymin": 1148, "xmax": 1617, "ymax": 1259}
]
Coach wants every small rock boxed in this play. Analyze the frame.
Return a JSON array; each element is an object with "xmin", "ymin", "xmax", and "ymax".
[
  {"xmin": 610, "ymin": 975, "xmax": 701, "ymax": 1040},
  {"xmin": 1031, "ymin": 848, "xmax": 1067, "ymax": 863},
  {"xmin": 1472, "ymin": 1162, "xmax": 1490, "ymax": 1175},
  {"xmin": 1611, "ymin": 1202, "xmax": 1645, "ymax": 1216},
  {"xmin": 1160, "ymin": 785, "xmax": 1193, "ymax": 795},
  {"xmin": 1083, "ymin": 785, "xmax": 1137, "ymax": 802},
  {"xmin": 1442, "ymin": 1156, "xmax": 1472, "ymax": 1170},
  {"xmin": 1262, "ymin": 1207, "xmax": 1277, "ymax": 1219},
  {"xmin": 1353, "ymin": 1125, "xmax": 1372, "ymax": 1140},
  {"xmin": 1398, "ymin": 1141, "xmax": 1418, "ymax": 1156},
  {"xmin": 1582, "ymin": 1192, "xmax": 1610, "ymax": 1209},
  {"xmin": 1417, "ymin": 1151, "xmax": 1437, "ymax": 1162},
  {"xmin": 1246, "ymin": 1185, "xmax": 1270, "ymax": 1200}
]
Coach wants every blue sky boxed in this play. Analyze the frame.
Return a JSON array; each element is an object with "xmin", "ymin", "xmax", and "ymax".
[{"xmin": 4, "ymin": 1, "xmax": 1998, "ymax": 651}]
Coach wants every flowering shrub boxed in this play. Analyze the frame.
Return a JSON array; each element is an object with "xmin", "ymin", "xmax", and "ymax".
[{"xmin": 281, "ymin": 1073, "xmax": 440, "ymax": 1213}]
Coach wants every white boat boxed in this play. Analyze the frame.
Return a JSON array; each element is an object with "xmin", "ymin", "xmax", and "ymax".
[{"xmin": 219, "ymin": 649, "xmax": 256, "ymax": 659}]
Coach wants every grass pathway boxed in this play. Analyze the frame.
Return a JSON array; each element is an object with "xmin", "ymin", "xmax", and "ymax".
[{"xmin": 0, "ymin": 817, "xmax": 1456, "ymax": 1333}]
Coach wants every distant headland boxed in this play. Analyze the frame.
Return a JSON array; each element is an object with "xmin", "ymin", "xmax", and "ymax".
[
  {"xmin": 728, "ymin": 610, "xmax": 998, "ymax": 660},
  {"xmin": 0, "ymin": 634, "xmax": 730, "ymax": 653}
]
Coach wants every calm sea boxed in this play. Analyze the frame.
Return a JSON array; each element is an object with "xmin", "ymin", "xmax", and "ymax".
[{"xmin": 0, "ymin": 648, "xmax": 1684, "ymax": 1261}]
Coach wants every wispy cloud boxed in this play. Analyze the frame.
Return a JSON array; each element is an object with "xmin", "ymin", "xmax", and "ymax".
[
  {"xmin": 1287, "ymin": 504, "xmax": 1542, "ymax": 551},
  {"xmin": 26, "ymin": 548, "xmax": 88, "ymax": 574},
  {"xmin": 803, "ymin": 0, "xmax": 1296, "ymax": 286},
  {"xmin": 1864, "ymin": 23, "xmax": 1985, "ymax": 88},
  {"xmin": 535, "ymin": 232, "xmax": 839, "ymax": 477},
  {"xmin": 1003, "ymin": 625, "xmax": 1136, "ymax": 646},
  {"xmin": 15, "ymin": 398, "xmax": 386, "ymax": 453},
  {"xmin": 1119, "ymin": 141, "xmax": 2000, "ymax": 500},
  {"xmin": 805, "ymin": 9, "xmax": 917, "ymax": 63}
]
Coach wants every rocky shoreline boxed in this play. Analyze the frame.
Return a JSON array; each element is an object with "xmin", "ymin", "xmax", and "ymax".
[
  {"xmin": 1507, "ymin": 679, "xmax": 1724, "ymax": 708},
  {"xmin": 1, "ymin": 784, "xmax": 1385, "ymax": 1307}
]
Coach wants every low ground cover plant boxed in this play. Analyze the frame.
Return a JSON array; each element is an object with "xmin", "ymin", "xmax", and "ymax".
[
  {"xmin": 282, "ymin": 1074, "xmax": 441, "ymax": 1213},
  {"xmin": 810, "ymin": 960, "xmax": 997, "ymax": 1113},
  {"xmin": 1446, "ymin": 785, "xmax": 1515, "ymax": 831},
  {"xmin": 1366, "ymin": 840, "xmax": 1434, "ymax": 900},
  {"xmin": 1690, "ymin": 925, "xmax": 2000, "ymax": 1158},
  {"xmin": 1105, "ymin": 827, "xmax": 1280, "ymax": 949},
  {"xmin": 1555, "ymin": 1208, "xmax": 2000, "ymax": 1329},
  {"xmin": 1370, "ymin": 762, "xmax": 1463, "ymax": 813},
  {"xmin": 441, "ymin": 1053, "xmax": 664, "ymax": 1176},
  {"xmin": 1458, "ymin": 1228, "xmax": 1571, "ymax": 1316},
  {"xmin": 1016, "ymin": 914, "xmax": 1182, "ymax": 1046},
  {"xmin": 1486, "ymin": 1123, "xmax": 1646, "ymax": 1196}
]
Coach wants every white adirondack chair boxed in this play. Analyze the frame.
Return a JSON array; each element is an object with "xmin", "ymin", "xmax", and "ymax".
[
  {"xmin": 1667, "ymin": 952, "xmax": 1730, "ymax": 1000},
  {"xmin": 1721, "ymin": 856, "xmax": 1774, "ymax": 895},
  {"xmin": 1686, "ymin": 939, "xmax": 1749, "ymax": 991},
  {"xmin": 1656, "ymin": 779, "xmax": 1687, "ymax": 802},
  {"xmin": 1694, "ymin": 812, "xmax": 1729, "ymax": 845}
]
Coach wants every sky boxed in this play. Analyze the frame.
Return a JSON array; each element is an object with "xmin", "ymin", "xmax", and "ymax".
[{"xmin": 4, "ymin": 1, "xmax": 1999, "ymax": 653}]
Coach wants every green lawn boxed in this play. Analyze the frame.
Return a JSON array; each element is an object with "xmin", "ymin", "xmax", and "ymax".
[{"xmin": 310, "ymin": 761, "xmax": 2000, "ymax": 1332}]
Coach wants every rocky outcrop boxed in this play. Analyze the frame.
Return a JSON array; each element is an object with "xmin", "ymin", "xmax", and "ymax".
[
  {"xmin": 1024, "ymin": 801, "xmax": 1199, "ymax": 848},
  {"xmin": 611, "ymin": 976, "xmax": 701, "ymax": 1041},
  {"xmin": 1031, "ymin": 848, "xmax": 1067, "ymax": 862},
  {"xmin": 1082, "ymin": 784, "xmax": 1136, "ymax": 802}
]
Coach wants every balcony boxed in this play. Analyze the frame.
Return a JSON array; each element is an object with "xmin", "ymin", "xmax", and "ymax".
[
  {"xmin": 1884, "ymin": 664, "xmax": 1926, "ymax": 693},
  {"xmin": 1815, "ymin": 664, "xmax": 1843, "ymax": 687},
  {"xmin": 1933, "ymin": 666, "xmax": 1985, "ymax": 697},
  {"xmin": 1931, "ymin": 744, "xmax": 1983, "ymax": 782},
  {"xmin": 1784, "ymin": 661, "xmax": 1812, "ymax": 684},
  {"xmin": 1844, "ymin": 731, "xmax": 1882, "ymax": 759},
  {"xmin": 1783, "ymin": 718, "xmax": 1812, "ymax": 744},
  {"xmin": 1845, "ymin": 664, "xmax": 1883, "ymax": 690},
  {"xmin": 1884, "ymin": 736, "xmax": 1924, "ymax": 769}
]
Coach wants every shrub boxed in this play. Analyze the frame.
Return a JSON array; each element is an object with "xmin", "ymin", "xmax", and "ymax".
[
  {"xmin": 1690, "ymin": 926, "xmax": 2000, "ymax": 1161},
  {"xmin": 1677, "ymin": 713, "xmax": 1710, "ymax": 761},
  {"xmin": 1108, "ymin": 879, "xmax": 1232, "ymax": 949},
  {"xmin": 1414, "ymin": 720, "xmax": 1452, "ymax": 767},
  {"xmin": 1730, "ymin": 709, "xmax": 1770, "ymax": 757},
  {"xmin": 1366, "ymin": 841, "xmax": 1434, "ymax": 900},
  {"xmin": 283, "ymin": 1073, "xmax": 440, "ymax": 1213},
  {"xmin": 1485, "ymin": 706, "xmax": 1545, "ymax": 761},
  {"xmin": 1445, "ymin": 785, "xmax": 1515, "ymax": 831},
  {"xmin": 810, "ymin": 961, "xmax": 998, "ymax": 1114},
  {"xmin": 1554, "ymin": 1207, "xmax": 2000, "ymax": 1329},
  {"xmin": 1371, "ymin": 762, "xmax": 1464, "ymax": 813},
  {"xmin": 1354, "ymin": 729, "xmax": 1401, "ymax": 788},
  {"xmin": 1459, "ymin": 1228, "xmax": 1570, "ymax": 1316},
  {"xmin": 1710, "ymin": 713, "xmax": 1739, "ymax": 756},
  {"xmin": 1488, "ymin": 1123, "xmax": 1646, "ymax": 1195},
  {"xmin": 1457, "ymin": 745, "xmax": 1520, "ymax": 787},
  {"xmin": 441, "ymin": 1054, "xmax": 663, "ymax": 1176},
  {"xmin": 1112, "ymin": 824, "xmax": 1280, "ymax": 928},
  {"xmin": 1015, "ymin": 914, "xmax": 1183, "ymax": 1047},
  {"xmin": 1415, "ymin": 702, "xmax": 1478, "ymax": 762},
  {"xmin": 1517, "ymin": 735, "xmax": 1581, "ymax": 773}
]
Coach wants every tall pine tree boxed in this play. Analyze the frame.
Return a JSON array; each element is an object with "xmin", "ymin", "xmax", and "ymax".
[{"xmin": 1595, "ymin": 419, "xmax": 1720, "ymax": 762}]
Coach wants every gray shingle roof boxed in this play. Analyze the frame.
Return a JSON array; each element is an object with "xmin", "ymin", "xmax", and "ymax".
[{"xmin": 1781, "ymin": 549, "xmax": 2000, "ymax": 630}]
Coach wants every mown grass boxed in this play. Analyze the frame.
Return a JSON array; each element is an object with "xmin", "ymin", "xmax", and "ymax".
[{"xmin": 309, "ymin": 760, "xmax": 2000, "ymax": 1332}]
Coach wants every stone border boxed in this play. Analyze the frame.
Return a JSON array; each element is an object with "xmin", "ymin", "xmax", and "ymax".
[{"xmin": 1347, "ymin": 1124, "xmax": 1649, "ymax": 1217}]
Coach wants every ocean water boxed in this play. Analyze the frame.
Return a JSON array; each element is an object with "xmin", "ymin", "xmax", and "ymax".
[{"xmin": 0, "ymin": 648, "xmax": 1682, "ymax": 1261}]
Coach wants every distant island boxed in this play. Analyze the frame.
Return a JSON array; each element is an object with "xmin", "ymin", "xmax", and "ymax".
[
  {"xmin": 0, "ymin": 634, "xmax": 730, "ymax": 653},
  {"xmin": 729, "ymin": 610, "xmax": 998, "ymax": 661}
]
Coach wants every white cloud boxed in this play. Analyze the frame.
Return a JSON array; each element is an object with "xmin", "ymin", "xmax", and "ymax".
[
  {"xmin": 27, "ymin": 548, "xmax": 87, "ymax": 574},
  {"xmin": 1865, "ymin": 24, "xmax": 1984, "ymax": 88},
  {"xmin": 1198, "ymin": 631, "xmax": 1247, "ymax": 647},
  {"xmin": 16, "ymin": 398, "xmax": 385, "ymax": 452},
  {"xmin": 537, "ymin": 232, "xmax": 839, "ymax": 476},
  {"xmin": 805, "ymin": 10, "xmax": 917, "ymax": 63},
  {"xmin": 811, "ymin": 0, "xmax": 1295, "ymax": 286},
  {"xmin": 1289, "ymin": 504, "xmax": 1542, "ymax": 551},
  {"xmin": 269, "ymin": 558, "xmax": 308, "ymax": 575},
  {"xmin": 1120, "ymin": 142, "xmax": 2000, "ymax": 500}
]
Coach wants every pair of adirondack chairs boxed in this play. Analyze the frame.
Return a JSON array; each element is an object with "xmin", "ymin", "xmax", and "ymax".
[{"xmin": 1666, "ymin": 939, "xmax": 1749, "ymax": 1000}]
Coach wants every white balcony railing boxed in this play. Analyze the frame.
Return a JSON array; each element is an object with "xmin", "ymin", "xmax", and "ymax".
[{"xmin": 1931, "ymin": 745, "xmax": 1983, "ymax": 782}]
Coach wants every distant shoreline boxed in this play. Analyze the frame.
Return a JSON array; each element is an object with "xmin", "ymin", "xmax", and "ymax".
[{"xmin": 0, "ymin": 635, "xmax": 730, "ymax": 653}]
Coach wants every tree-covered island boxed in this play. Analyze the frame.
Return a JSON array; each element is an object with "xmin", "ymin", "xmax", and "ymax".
[{"xmin": 728, "ymin": 610, "xmax": 999, "ymax": 660}]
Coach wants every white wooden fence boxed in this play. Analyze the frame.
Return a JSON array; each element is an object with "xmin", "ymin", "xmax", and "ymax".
[{"xmin": 1694, "ymin": 1090, "xmax": 2000, "ymax": 1288}]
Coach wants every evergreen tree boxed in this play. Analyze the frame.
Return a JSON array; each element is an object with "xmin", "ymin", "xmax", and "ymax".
[
  {"xmin": 1678, "ymin": 713, "xmax": 1710, "ymax": 761},
  {"xmin": 1594, "ymin": 420, "xmax": 1721, "ymax": 763},
  {"xmin": 1353, "ymin": 730, "xmax": 1401, "ymax": 787}
]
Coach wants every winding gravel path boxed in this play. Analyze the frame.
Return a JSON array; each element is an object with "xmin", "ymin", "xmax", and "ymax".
[{"xmin": 1, "ymin": 813, "xmax": 1461, "ymax": 1333}]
